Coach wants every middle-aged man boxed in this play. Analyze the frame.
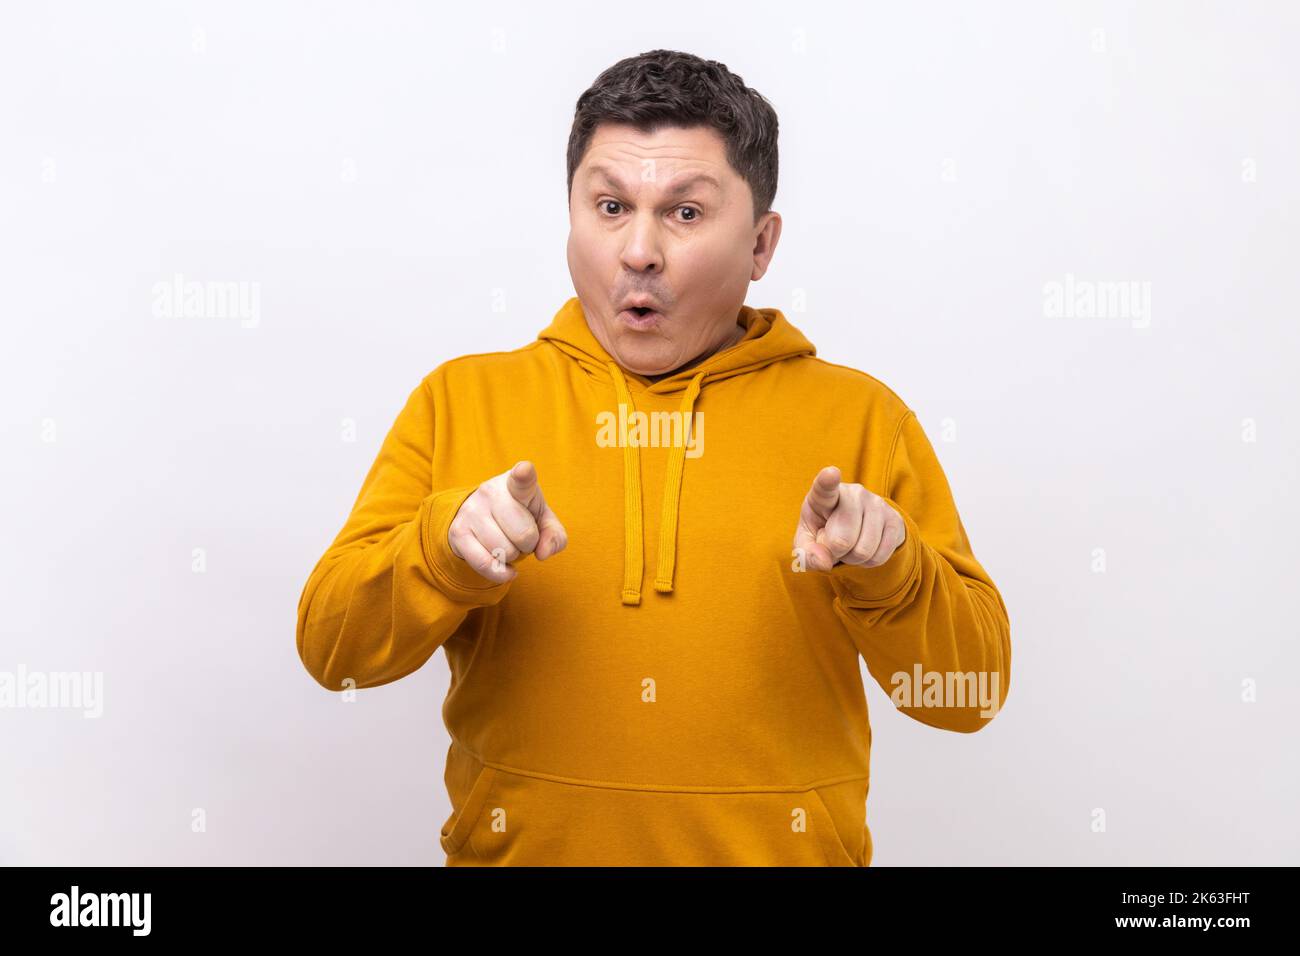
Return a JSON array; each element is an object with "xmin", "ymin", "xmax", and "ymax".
[{"xmin": 296, "ymin": 49, "xmax": 1012, "ymax": 867}]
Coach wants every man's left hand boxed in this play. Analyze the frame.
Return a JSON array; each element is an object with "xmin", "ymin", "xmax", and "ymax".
[{"xmin": 793, "ymin": 465, "xmax": 906, "ymax": 572}]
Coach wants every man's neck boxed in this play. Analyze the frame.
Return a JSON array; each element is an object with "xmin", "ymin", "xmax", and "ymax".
[{"xmin": 643, "ymin": 322, "xmax": 745, "ymax": 384}]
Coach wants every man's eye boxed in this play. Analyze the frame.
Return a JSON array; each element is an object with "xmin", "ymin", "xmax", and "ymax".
[
  {"xmin": 600, "ymin": 200, "xmax": 624, "ymax": 216},
  {"xmin": 675, "ymin": 206, "xmax": 700, "ymax": 222}
]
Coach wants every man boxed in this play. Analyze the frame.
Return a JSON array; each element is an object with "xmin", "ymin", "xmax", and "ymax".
[{"xmin": 296, "ymin": 49, "xmax": 1011, "ymax": 866}]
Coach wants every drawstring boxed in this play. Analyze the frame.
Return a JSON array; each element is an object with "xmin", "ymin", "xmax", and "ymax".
[
  {"xmin": 608, "ymin": 364, "xmax": 644, "ymax": 605},
  {"xmin": 654, "ymin": 372, "xmax": 704, "ymax": 594},
  {"xmin": 606, "ymin": 362, "xmax": 706, "ymax": 606}
]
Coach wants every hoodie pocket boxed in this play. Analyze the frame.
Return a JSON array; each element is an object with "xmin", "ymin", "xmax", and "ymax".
[
  {"xmin": 807, "ymin": 785, "xmax": 860, "ymax": 867},
  {"xmin": 439, "ymin": 764, "xmax": 498, "ymax": 857},
  {"xmin": 442, "ymin": 762, "xmax": 866, "ymax": 866}
]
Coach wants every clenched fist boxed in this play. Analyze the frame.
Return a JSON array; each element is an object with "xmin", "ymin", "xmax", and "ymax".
[
  {"xmin": 448, "ymin": 460, "xmax": 568, "ymax": 583},
  {"xmin": 793, "ymin": 465, "xmax": 906, "ymax": 572}
]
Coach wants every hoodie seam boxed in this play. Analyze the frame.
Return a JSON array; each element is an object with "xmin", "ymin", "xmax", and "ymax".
[
  {"xmin": 430, "ymin": 339, "xmax": 549, "ymax": 379},
  {"xmin": 881, "ymin": 409, "xmax": 914, "ymax": 494},
  {"xmin": 804, "ymin": 356, "xmax": 912, "ymax": 411},
  {"xmin": 825, "ymin": 409, "xmax": 918, "ymax": 607},
  {"xmin": 450, "ymin": 745, "xmax": 869, "ymax": 794}
]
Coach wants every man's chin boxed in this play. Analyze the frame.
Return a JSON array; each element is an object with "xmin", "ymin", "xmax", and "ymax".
[{"xmin": 611, "ymin": 346, "xmax": 681, "ymax": 378}]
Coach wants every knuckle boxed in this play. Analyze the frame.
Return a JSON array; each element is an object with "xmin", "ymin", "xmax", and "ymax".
[{"xmin": 491, "ymin": 532, "xmax": 520, "ymax": 559}]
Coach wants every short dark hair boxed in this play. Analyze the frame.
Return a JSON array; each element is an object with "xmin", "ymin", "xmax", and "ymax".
[{"xmin": 566, "ymin": 49, "xmax": 779, "ymax": 222}]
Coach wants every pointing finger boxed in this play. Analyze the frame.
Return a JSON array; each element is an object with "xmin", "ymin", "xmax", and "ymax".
[
  {"xmin": 804, "ymin": 465, "xmax": 841, "ymax": 523},
  {"xmin": 503, "ymin": 460, "xmax": 567, "ymax": 561},
  {"xmin": 489, "ymin": 491, "xmax": 541, "ymax": 555},
  {"xmin": 506, "ymin": 460, "xmax": 542, "ymax": 514},
  {"xmin": 820, "ymin": 486, "xmax": 864, "ymax": 563},
  {"xmin": 794, "ymin": 466, "xmax": 846, "ymax": 571}
]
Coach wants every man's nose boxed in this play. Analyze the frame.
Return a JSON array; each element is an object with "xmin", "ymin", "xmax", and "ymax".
[{"xmin": 619, "ymin": 213, "xmax": 664, "ymax": 272}]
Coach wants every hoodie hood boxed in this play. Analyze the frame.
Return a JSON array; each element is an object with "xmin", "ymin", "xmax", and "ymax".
[{"xmin": 537, "ymin": 295, "xmax": 816, "ymax": 605}]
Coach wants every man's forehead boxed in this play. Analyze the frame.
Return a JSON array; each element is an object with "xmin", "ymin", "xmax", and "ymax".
[
  {"xmin": 580, "ymin": 124, "xmax": 729, "ymax": 182},
  {"xmin": 581, "ymin": 161, "xmax": 724, "ymax": 194}
]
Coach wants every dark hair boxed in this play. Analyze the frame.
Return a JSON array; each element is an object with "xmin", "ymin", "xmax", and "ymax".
[{"xmin": 566, "ymin": 49, "xmax": 779, "ymax": 222}]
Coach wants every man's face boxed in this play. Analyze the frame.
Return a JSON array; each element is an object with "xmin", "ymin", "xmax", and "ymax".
[{"xmin": 566, "ymin": 123, "xmax": 781, "ymax": 377}]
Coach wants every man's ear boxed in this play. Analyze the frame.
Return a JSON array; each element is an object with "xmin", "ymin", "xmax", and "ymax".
[{"xmin": 751, "ymin": 211, "xmax": 782, "ymax": 281}]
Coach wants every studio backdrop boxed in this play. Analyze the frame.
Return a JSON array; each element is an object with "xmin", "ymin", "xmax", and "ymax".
[{"xmin": 2, "ymin": 0, "xmax": 1297, "ymax": 865}]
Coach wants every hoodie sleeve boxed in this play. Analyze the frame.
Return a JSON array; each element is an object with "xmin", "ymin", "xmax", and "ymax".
[
  {"xmin": 295, "ymin": 375, "xmax": 512, "ymax": 691},
  {"xmin": 827, "ymin": 409, "xmax": 1011, "ymax": 733}
]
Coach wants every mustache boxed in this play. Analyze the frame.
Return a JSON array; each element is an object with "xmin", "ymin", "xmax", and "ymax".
[{"xmin": 615, "ymin": 290, "xmax": 673, "ymax": 309}]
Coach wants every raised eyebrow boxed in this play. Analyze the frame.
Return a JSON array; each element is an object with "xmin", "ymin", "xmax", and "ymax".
[
  {"xmin": 664, "ymin": 173, "xmax": 721, "ymax": 197},
  {"xmin": 585, "ymin": 166, "xmax": 628, "ymax": 193},
  {"xmin": 586, "ymin": 166, "xmax": 720, "ymax": 198}
]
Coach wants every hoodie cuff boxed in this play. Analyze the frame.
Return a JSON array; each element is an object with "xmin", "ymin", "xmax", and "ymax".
[
  {"xmin": 826, "ymin": 496, "xmax": 923, "ymax": 608},
  {"xmin": 420, "ymin": 485, "xmax": 513, "ymax": 605}
]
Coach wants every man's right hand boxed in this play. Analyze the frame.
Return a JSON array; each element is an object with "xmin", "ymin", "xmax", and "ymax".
[{"xmin": 447, "ymin": 460, "xmax": 568, "ymax": 583}]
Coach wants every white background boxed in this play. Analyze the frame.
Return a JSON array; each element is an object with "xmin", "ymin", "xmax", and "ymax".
[{"xmin": 2, "ymin": 0, "xmax": 1297, "ymax": 865}]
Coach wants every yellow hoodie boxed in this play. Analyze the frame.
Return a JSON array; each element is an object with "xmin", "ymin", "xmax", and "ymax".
[{"xmin": 296, "ymin": 296, "xmax": 1011, "ymax": 866}]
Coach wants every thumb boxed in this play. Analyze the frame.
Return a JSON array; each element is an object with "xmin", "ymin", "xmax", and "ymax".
[
  {"xmin": 805, "ymin": 465, "xmax": 841, "ymax": 523},
  {"xmin": 794, "ymin": 465, "xmax": 841, "ymax": 571},
  {"xmin": 506, "ymin": 460, "xmax": 541, "ymax": 510},
  {"xmin": 506, "ymin": 460, "xmax": 567, "ymax": 561}
]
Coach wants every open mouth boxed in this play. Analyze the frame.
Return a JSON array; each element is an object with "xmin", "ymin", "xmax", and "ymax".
[{"xmin": 619, "ymin": 305, "xmax": 663, "ymax": 328}]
